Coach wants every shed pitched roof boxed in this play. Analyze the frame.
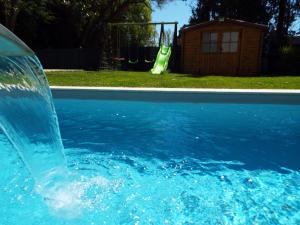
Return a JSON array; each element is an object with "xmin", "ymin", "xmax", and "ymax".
[{"xmin": 182, "ymin": 19, "xmax": 268, "ymax": 33}]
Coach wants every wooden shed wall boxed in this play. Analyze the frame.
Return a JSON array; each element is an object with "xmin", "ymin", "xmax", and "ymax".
[
  {"xmin": 181, "ymin": 29, "xmax": 201, "ymax": 74},
  {"xmin": 181, "ymin": 23, "xmax": 265, "ymax": 75},
  {"xmin": 239, "ymin": 28, "xmax": 264, "ymax": 75}
]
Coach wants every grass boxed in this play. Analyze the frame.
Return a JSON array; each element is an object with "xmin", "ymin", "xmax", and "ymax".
[{"xmin": 46, "ymin": 70, "xmax": 300, "ymax": 89}]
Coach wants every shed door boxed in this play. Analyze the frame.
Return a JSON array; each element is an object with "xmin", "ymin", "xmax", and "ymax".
[
  {"xmin": 199, "ymin": 31, "xmax": 241, "ymax": 75},
  {"xmin": 217, "ymin": 31, "xmax": 241, "ymax": 75},
  {"xmin": 199, "ymin": 31, "xmax": 219, "ymax": 74}
]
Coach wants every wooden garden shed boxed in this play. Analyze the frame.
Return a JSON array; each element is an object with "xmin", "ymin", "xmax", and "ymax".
[{"xmin": 181, "ymin": 19, "xmax": 267, "ymax": 75}]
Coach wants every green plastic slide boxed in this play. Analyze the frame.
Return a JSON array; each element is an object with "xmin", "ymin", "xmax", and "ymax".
[{"xmin": 151, "ymin": 44, "xmax": 171, "ymax": 75}]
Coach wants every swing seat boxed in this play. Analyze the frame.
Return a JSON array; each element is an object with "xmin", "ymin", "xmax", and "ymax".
[
  {"xmin": 128, "ymin": 59, "xmax": 139, "ymax": 64},
  {"xmin": 144, "ymin": 59, "xmax": 154, "ymax": 64},
  {"xmin": 112, "ymin": 57, "xmax": 125, "ymax": 62}
]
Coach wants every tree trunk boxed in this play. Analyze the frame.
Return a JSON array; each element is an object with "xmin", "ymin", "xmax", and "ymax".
[
  {"xmin": 3, "ymin": 0, "xmax": 21, "ymax": 32},
  {"xmin": 276, "ymin": 0, "xmax": 287, "ymax": 46}
]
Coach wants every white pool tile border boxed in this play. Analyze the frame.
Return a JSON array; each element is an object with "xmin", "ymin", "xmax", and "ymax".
[
  {"xmin": 50, "ymin": 86, "xmax": 300, "ymax": 104},
  {"xmin": 50, "ymin": 86, "xmax": 300, "ymax": 93}
]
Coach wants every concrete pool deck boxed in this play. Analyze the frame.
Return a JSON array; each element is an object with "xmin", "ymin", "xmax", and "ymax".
[{"xmin": 50, "ymin": 86, "xmax": 300, "ymax": 104}]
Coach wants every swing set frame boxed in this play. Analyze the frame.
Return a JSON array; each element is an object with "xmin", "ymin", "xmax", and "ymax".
[{"xmin": 108, "ymin": 21, "xmax": 178, "ymax": 68}]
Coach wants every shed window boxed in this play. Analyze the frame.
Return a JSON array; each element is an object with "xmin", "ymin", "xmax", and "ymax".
[
  {"xmin": 202, "ymin": 32, "xmax": 218, "ymax": 53},
  {"xmin": 222, "ymin": 32, "xmax": 239, "ymax": 53}
]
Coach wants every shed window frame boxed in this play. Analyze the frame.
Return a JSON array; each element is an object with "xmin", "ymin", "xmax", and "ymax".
[
  {"xmin": 201, "ymin": 32, "xmax": 218, "ymax": 53},
  {"xmin": 221, "ymin": 31, "xmax": 239, "ymax": 53}
]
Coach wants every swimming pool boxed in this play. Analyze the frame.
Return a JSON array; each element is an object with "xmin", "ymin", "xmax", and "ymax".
[{"xmin": 1, "ymin": 94, "xmax": 300, "ymax": 224}]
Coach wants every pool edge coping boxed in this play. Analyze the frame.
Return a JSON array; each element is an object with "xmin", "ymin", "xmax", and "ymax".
[{"xmin": 50, "ymin": 86, "xmax": 300, "ymax": 94}]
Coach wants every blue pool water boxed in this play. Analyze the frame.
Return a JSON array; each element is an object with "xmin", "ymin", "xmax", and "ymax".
[{"xmin": 1, "ymin": 99, "xmax": 300, "ymax": 224}]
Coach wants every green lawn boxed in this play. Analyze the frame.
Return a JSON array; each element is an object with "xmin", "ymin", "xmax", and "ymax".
[{"xmin": 46, "ymin": 70, "xmax": 300, "ymax": 89}]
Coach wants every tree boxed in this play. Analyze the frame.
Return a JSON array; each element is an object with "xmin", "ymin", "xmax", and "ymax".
[
  {"xmin": 189, "ymin": 0, "xmax": 300, "ymax": 42},
  {"xmin": 189, "ymin": 0, "xmax": 218, "ymax": 23},
  {"xmin": 189, "ymin": 0, "xmax": 273, "ymax": 25},
  {"xmin": 274, "ymin": 0, "xmax": 300, "ymax": 45},
  {"xmin": 0, "ymin": 0, "xmax": 52, "ymax": 32},
  {"xmin": 120, "ymin": 3, "xmax": 154, "ymax": 46},
  {"xmin": 1, "ymin": 0, "xmax": 170, "ymax": 49},
  {"xmin": 76, "ymin": 0, "xmax": 154, "ymax": 47}
]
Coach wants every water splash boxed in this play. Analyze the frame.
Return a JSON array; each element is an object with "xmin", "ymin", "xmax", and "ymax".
[
  {"xmin": 0, "ymin": 24, "xmax": 109, "ymax": 216},
  {"xmin": 39, "ymin": 175, "xmax": 113, "ymax": 218}
]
